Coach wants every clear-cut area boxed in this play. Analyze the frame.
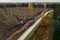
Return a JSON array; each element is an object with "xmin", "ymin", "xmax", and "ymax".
[{"xmin": 0, "ymin": 2, "xmax": 60, "ymax": 40}]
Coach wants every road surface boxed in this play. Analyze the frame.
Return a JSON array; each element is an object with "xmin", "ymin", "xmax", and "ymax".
[{"xmin": 18, "ymin": 10, "xmax": 53, "ymax": 40}]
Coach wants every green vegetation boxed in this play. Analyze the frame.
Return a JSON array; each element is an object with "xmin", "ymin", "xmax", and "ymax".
[{"xmin": 53, "ymin": 4, "xmax": 60, "ymax": 40}]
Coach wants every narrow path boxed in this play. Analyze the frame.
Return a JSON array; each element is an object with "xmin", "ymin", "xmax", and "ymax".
[
  {"xmin": 18, "ymin": 10, "xmax": 53, "ymax": 40},
  {"xmin": 7, "ymin": 20, "xmax": 34, "ymax": 40},
  {"xmin": 6, "ymin": 10, "xmax": 42, "ymax": 40}
]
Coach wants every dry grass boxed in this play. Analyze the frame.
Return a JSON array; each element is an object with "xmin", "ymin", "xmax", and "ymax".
[{"xmin": 0, "ymin": 7, "xmax": 41, "ymax": 40}]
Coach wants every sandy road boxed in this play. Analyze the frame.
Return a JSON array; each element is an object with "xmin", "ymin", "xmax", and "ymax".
[{"xmin": 18, "ymin": 10, "xmax": 53, "ymax": 40}]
